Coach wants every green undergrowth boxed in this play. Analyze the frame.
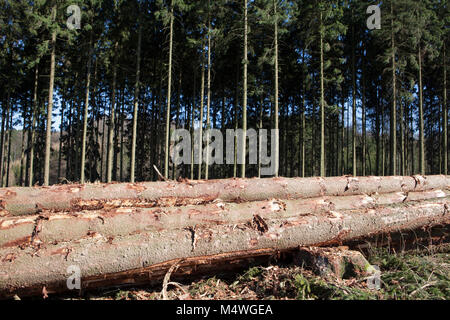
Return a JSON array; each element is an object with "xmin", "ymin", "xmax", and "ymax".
[{"xmin": 56, "ymin": 244, "xmax": 449, "ymax": 300}]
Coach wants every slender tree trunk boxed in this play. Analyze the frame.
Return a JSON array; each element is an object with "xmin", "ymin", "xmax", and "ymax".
[
  {"xmin": 190, "ymin": 70, "xmax": 196, "ymax": 180},
  {"xmin": 164, "ymin": 0, "xmax": 174, "ymax": 179},
  {"xmin": 221, "ymin": 96, "xmax": 226, "ymax": 178},
  {"xmin": 341, "ymin": 88, "xmax": 345, "ymax": 175},
  {"xmin": 418, "ymin": 47, "xmax": 425, "ymax": 175},
  {"xmin": 319, "ymin": 11, "xmax": 325, "ymax": 177},
  {"xmin": 444, "ymin": 44, "xmax": 448, "ymax": 175},
  {"xmin": 410, "ymin": 100, "xmax": 415, "ymax": 175},
  {"xmin": 173, "ymin": 72, "xmax": 181, "ymax": 180},
  {"xmin": 19, "ymin": 103, "xmax": 27, "ymax": 186},
  {"xmin": 130, "ymin": 24, "xmax": 142, "ymax": 183},
  {"xmin": 0, "ymin": 97, "xmax": 7, "ymax": 187},
  {"xmin": 351, "ymin": 21, "xmax": 357, "ymax": 177},
  {"xmin": 28, "ymin": 67, "xmax": 39, "ymax": 187},
  {"xmin": 3, "ymin": 103, "xmax": 11, "ymax": 187},
  {"xmin": 400, "ymin": 99, "xmax": 405, "ymax": 176},
  {"xmin": 362, "ymin": 62, "xmax": 366, "ymax": 176},
  {"xmin": 205, "ymin": 2, "xmax": 212, "ymax": 180},
  {"xmin": 58, "ymin": 91, "xmax": 65, "ymax": 181},
  {"xmin": 100, "ymin": 99, "xmax": 106, "ymax": 182},
  {"xmin": 375, "ymin": 86, "xmax": 381, "ymax": 176},
  {"xmin": 44, "ymin": 4, "xmax": 57, "ymax": 186},
  {"xmin": 390, "ymin": 2, "xmax": 397, "ymax": 175},
  {"xmin": 273, "ymin": 0, "xmax": 279, "ymax": 177},
  {"xmin": 241, "ymin": 0, "xmax": 248, "ymax": 178},
  {"xmin": 198, "ymin": 45, "xmax": 205, "ymax": 180},
  {"xmin": 80, "ymin": 33, "xmax": 93, "ymax": 184},
  {"xmin": 107, "ymin": 42, "xmax": 119, "ymax": 183},
  {"xmin": 6, "ymin": 107, "xmax": 12, "ymax": 187},
  {"xmin": 233, "ymin": 65, "xmax": 239, "ymax": 178},
  {"xmin": 119, "ymin": 89, "xmax": 124, "ymax": 181}
]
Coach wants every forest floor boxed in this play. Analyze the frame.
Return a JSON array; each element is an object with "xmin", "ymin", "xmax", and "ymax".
[{"xmin": 54, "ymin": 244, "xmax": 450, "ymax": 301}]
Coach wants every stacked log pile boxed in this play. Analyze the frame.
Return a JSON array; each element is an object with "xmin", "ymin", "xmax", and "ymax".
[{"xmin": 0, "ymin": 175, "xmax": 449, "ymax": 298}]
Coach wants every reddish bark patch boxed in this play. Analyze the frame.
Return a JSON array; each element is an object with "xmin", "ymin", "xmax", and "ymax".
[
  {"xmin": 126, "ymin": 183, "xmax": 146, "ymax": 192},
  {"xmin": 3, "ymin": 190, "xmax": 17, "ymax": 198},
  {"xmin": 251, "ymin": 215, "xmax": 269, "ymax": 234},
  {"xmin": 1, "ymin": 252, "xmax": 17, "ymax": 262},
  {"xmin": 1, "ymin": 236, "xmax": 31, "ymax": 248},
  {"xmin": 51, "ymin": 247, "xmax": 72, "ymax": 260}
]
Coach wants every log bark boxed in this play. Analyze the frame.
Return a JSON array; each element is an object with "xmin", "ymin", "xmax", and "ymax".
[
  {"xmin": 0, "ymin": 175, "xmax": 449, "ymax": 216},
  {"xmin": 0, "ymin": 198, "xmax": 449, "ymax": 298},
  {"xmin": 0, "ymin": 190, "xmax": 448, "ymax": 248}
]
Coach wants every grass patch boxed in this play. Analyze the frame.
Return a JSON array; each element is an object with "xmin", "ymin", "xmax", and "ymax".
[{"xmin": 55, "ymin": 244, "xmax": 450, "ymax": 300}]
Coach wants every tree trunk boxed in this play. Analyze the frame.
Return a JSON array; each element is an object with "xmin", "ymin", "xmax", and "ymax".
[
  {"xmin": 320, "ymin": 11, "xmax": 325, "ymax": 178},
  {"xmin": 273, "ymin": 0, "xmax": 279, "ymax": 177},
  {"xmin": 80, "ymin": 33, "xmax": 93, "ymax": 184},
  {"xmin": 390, "ymin": 2, "xmax": 397, "ymax": 176},
  {"xmin": 19, "ymin": 101, "xmax": 27, "ymax": 186},
  {"xmin": 107, "ymin": 41, "xmax": 119, "ymax": 183},
  {"xmin": 28, "ymin": 67, "xmax": 39, "ymax": 187},
  {"xmin": 352, "ymin": 21, "xmax": 357, "ymax": 177},
  {"xmin": 205, "ymin": 0, "xmax": 212, "ymax": 180},
  {"xmin": 164, "ymin": 0, "xmax": 174, "ymax": 179},
  {"xmin": 198, "ymin": 44, "xmax": 206, "ymax": 180},
  {"xmin": 6, "ymin": 105, "xmax": 12, "ymax": 187},
  {"xmin": 444, "ymin": 44, "xmax": 448, "ymax": 175},
  {"xmin": 419, "ymin": 47, "xmax": 425, "ymax": 175},
  {"xmin": 44, "ymin": 4, "xmax": 57, "ymax": 186},
  {"xmin": 130, "ymin": 24, "xmax": 142, "ymax": 183},
  {"xmin": 241, "ymin": 0, "xmax": 248, "ymax": 178}
]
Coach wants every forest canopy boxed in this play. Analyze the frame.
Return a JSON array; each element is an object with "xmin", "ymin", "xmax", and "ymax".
[{"xmin": 0, "ymin": 0, "xmax": 448, "ymax": 186}]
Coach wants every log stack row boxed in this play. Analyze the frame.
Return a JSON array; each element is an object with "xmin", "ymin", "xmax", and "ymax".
[{"xmin": 0, "ymin": 175, "xmax": 449, "ymax": 298}]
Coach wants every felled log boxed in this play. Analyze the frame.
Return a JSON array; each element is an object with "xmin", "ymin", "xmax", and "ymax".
[
  {"xmin": 0, "ymin": 189, "xmax": 448, "ymax": 248},
  {"xmin": 1, "ymin": 175, "xmax": 448, "ymax": 216},
  {"xmin": 1, "ymin": 197, "xmax": 449, "ymax": 298}
]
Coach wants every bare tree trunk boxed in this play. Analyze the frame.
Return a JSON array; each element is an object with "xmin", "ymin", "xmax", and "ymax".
[
  {"xmin": 273, "ymin": 0, "xmax": 279, "ymax": 177},
  {"xmin": 418, "ymin": 47, "xmax": 425, "ymax": 175},
  {"xmin": 352, "ymin": 20, "xmax": 357, "ymax": 177},
  {"xmin": 57, "ymin": 88, "xmax": 65, "ymax": 182},
  {"xmin": 362, "ymin": 63, "xmax": 366, "ymax": 176},
  {"xmin": 164, "ymin": 0, "xmax": 174, "ymax": 179},
  {"xmin": 205, "ymin": 0, "xmax": 212, "ymax": 180},
  {"xmin": 198, "ymin": 44, "xmax": 206, "ymax": 180},
  {"xmin": 0, "ymin": 96, "xmax": 7, "ymax": 187},
  {"xmin": 390, "ymin": 2, "xmax": 397, "ymax": 176},
  {"xmin": 444, "ymin": 44, "xmax": 448, "ymax": 175},
  {"xmin": 5, "ymin": 105, "xmax": 12, "ymax": 187},
  {"xmin": 241, "ymin": 0, "xmax": 248, "ymax": 178},
  {"xmin": 80, "ymin": 33, "xmax": 93, "ymax": 184},
  {"xmin": 130, "ymin": 24, "xmax": 142, "ymax": 183},
  {"xmin": 28, "ymin": 67, "xmax": 39, "ymax": 187},
  {"xmin": 319, "ymin": 11, "xmax": 325, "ymax": 177},
  {"xmin": 107, "ymin": 42, "xmax": 119, "ymax": 183},
  {"xmin": 44, "ymin": 4, "xmax": 57, "ymax": 186}
]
